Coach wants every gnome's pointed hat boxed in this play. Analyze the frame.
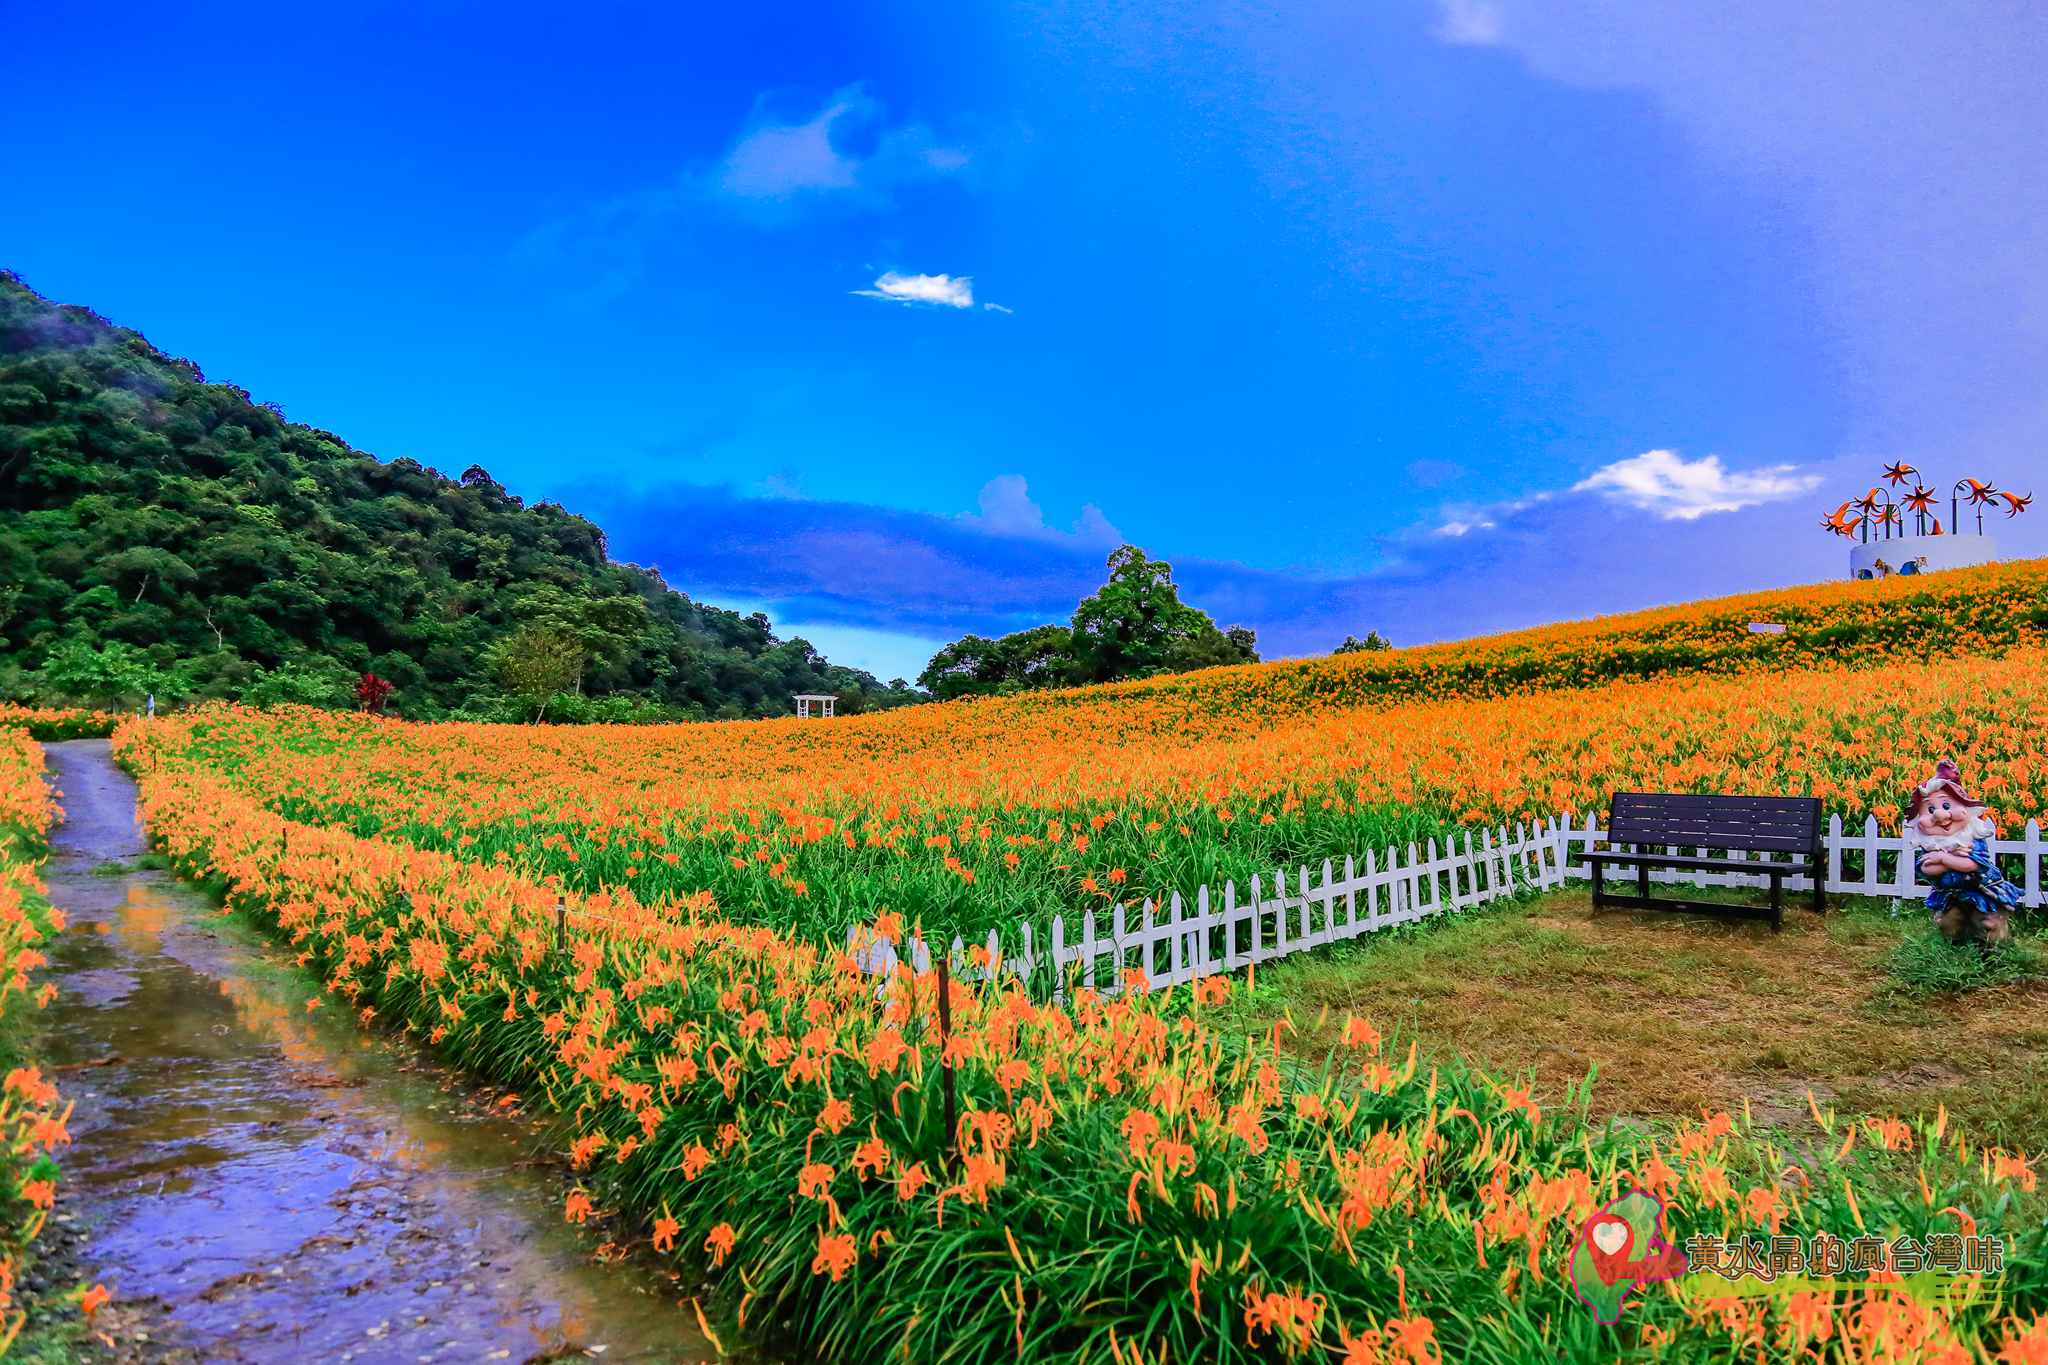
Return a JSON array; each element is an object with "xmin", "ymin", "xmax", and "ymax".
[{"xmin": 1905, "ymin": 759, "xmax": 1985, "ymax": 819}]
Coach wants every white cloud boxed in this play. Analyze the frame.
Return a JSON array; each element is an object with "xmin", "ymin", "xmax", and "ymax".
[
  {"xmin": 965, "ymin": 475, "xmax": 1123, "ymax": 545},
  {"xmin": 520, "ymin": 84, "xmax": 970, "ymax": 303},
  {"xmin": 1434, "ymin": 0, "xmax": 1503, "ymax": 45},
  {"xmin": 1073, "ymin": 503, "xmax": 1121, "ymax": 542},
  {"xmin": 719, "ymin": 100, "xmax": 861, "ymax": 199},
  {"xmin": 855, "ymin": 271, "xmax": 973, "ymax": 308},
  {"xmin": 718, "ymin": 85, "xmax": 966, "ymax": 204},
  {"xmin": 975, "ymin": 473, "xmax": 1045, "ymax": 533},
  {"xmin": 1432, "ymin": 490, "xmax": 1550, "ymax": 537},
  {"xmin": 1572, "ymin": 449, "xmax": 1820, "ymax": 521},
  {"xmin": 853, "ymin": 271, "xmax": 1009, "ymax": 313}
]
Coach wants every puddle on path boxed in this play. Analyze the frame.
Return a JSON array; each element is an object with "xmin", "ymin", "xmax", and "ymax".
[{"xmin": 36, "ymin": 740, "xmax": 720, "ymax": 1364}]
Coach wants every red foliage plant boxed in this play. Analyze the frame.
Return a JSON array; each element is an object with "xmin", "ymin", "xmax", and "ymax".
[{"xmin": 355, "ymin": 673, "xmax": 394, "ymax": 714}]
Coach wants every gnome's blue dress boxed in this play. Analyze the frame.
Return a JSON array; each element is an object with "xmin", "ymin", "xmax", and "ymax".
[{"xmin": 1924, "ymin": 838, "xmax": 2022, "ymax": 926}]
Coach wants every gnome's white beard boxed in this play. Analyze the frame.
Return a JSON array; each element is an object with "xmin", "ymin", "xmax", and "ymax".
[{"xmin": 1905, "ymin": 814, "xmax": 1994, "ymax": 853}]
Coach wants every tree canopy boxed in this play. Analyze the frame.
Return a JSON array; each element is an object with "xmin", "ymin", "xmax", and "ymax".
[
  {"xmin": 918, "ymin": 545, "xmax": 1258, "ymax": 700},
  {"xmin": 0, "ymin": 271, "xmax": 921, "ymax": 720}
]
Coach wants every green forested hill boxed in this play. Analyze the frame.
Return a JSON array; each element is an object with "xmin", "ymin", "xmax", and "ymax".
[{"xmin": 0, "ymin": 272, "xmax": 920, "ymax": 720}]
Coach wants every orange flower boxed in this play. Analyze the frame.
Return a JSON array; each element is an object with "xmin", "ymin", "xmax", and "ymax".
[
  {"xmin": 1784, "ymin": 1292, "xmax": 1833, "ymax": 1346},
  {"xmin": 1121, "ymin": 1110, "xmax": 1161, "ymax": 1161},
  {"xmin": 1743, "ymin": 1184, "xmax": 1785, "ymax": 1233},
  {"xmin": 1998, "ymin": 1313, "xmax": 2048, "ymax": 1365},
  {"xmin": 895, "ymin": 1160, "xmax": 931, "ymax": 1202},
  {"xmin": 852, "ymin": 1136, "xmax": 890, "ymax": 1179},
  {"xmin": 817, "ymin": 1097, "xmax": 853, "ymax": 1134},
  {"xmin": 1496, "ymin": 1085, "xmax": 1538, "ymax": 1126},
  {"xmin": 1385, "ymin": 1316, "xmax": 1440, "ymax": 1364},
  {"xmin": 1241, "ymin": 1283, "xmax": 1325, "ymax": 1353},
  {"xmin": 1991, "ymin": 1150, "xmax": 2038, "ymax": 1193},
  {"xmin": 811, "ymin": 1227, "xmax": 857, "ymax": 1282},
  {"xmin": 703, "ymin": 1221, "xmax": 736, "ymax": 1267}
]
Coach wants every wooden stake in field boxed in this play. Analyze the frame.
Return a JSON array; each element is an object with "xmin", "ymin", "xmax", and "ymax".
[{"xmin": 936, "ymin": 957, "xmax": 958, "ymax": 1173}]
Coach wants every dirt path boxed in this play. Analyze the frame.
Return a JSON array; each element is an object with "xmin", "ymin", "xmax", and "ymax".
[{"xmin": 33, "ymin": 740, "xmax": 716, "ymax": 1364}]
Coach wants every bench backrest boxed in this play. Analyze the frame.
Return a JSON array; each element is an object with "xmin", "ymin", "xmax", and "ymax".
[{"xmin": 1607, "ymin": 792, "xmax": 1821, "ymax": 856}]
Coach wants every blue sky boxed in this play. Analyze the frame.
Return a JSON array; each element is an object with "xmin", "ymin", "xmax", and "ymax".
[{"xmin": 8, "ymin": 2, "xmax": 2045, "ymax": 682}]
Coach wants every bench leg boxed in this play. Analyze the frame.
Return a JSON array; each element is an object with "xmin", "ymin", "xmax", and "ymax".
[
  {"xmin": 1591, "ymin": 858, "xmax": 1604, "ymax": 906},
  {"xmin": 1811, "ymin": 856, "xmax": 1826, "ymax": 914},
  {"xmin": 1638, "ymin": 860, "xmax": 1651, "ymax": 902},
  {"xmin": 1769, "ymin": 871, "xmax": 1783, "ymax": 933}
]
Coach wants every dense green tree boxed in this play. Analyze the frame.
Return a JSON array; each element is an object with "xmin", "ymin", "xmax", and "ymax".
[
  {"xmin": 242, "ymin": 658, "xmax": 353, "ymax": 708},
  {"xmin": 919, "ymin": 546, "xmax": 1257, "ymax": 699},
  {"xmin": 34, "ymin": 638, "xmax": 189, "ymax": 708},
  {"xmin": 493, "ymin": 623, "xmax": 588, "ymax": 722},
  {"xmin": 917, "ymin": 635, "xmax": 1001, "ymax": 698},
  {"xmin": 917, "ymin": 624, "xmax": 1082, "ymax": 700},
  {"xmin": 1068, "ymin": 545, "xmax": 1255, "ymax": 683},
  {"xmin": 0, "ymin": 271, "xmax": 923, "ymax": 719},
  {"xmin": 1334, "ymin": 631, "xmax": 1393, "ymax": 654}
]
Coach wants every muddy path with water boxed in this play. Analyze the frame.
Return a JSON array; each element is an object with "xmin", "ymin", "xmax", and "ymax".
[{"xmin": 30, "ymin": 741, "xmax": 718, "ymax": 1364}]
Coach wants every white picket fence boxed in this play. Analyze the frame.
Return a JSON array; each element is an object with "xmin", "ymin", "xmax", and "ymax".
[{"xmin": 848, "ymin": 813, "xmax": 2048, "ymax": 1000}]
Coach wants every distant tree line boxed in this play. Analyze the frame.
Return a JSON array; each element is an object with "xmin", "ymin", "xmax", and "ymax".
[
  {"xmin": 0, "ymin": 271, "xmax": 921, "ymax": 720},
  {"xmin": 916, "ymin": 544, "xmax": 1263, "ymax": 700}
]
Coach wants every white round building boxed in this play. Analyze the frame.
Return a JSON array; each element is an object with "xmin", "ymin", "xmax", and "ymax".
[{"xmin": 1848, "ymin": 531, "xmax": 1999, "ymax": 581}]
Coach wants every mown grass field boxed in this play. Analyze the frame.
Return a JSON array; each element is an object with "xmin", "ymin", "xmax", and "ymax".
[{"xmin": 1248, "ymin": 890, "xmax": 2048, "ymax": 1148}]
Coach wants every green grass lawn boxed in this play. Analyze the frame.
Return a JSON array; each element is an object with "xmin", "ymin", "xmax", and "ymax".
[{"xmin": 1240, "ymin": 885, "xmax": 2048, "ymax": 1149}]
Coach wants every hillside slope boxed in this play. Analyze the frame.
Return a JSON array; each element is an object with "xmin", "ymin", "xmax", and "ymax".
[
  {"xmin": 1021, "ymin": 552, "xmax": 2048, "ymax": 717},
  {"xmin": 0, "ymin": 271, "xmax": 918, "ymax": 719}
]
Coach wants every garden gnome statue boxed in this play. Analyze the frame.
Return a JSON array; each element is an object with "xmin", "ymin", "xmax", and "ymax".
[{"xmin": 1902, "ymin": 760, "xmax": 2018, "ymax": 945}]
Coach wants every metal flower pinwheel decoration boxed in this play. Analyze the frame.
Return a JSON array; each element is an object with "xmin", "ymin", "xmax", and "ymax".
[{"xmin": 1822, "ymin": 464, "xmax": 2028, "ymax": 542}]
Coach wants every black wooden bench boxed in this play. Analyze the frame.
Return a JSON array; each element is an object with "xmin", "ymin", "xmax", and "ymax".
[{"xmin": 1586, "ymin": 792, "xmax": 1825, "ymax": 932}]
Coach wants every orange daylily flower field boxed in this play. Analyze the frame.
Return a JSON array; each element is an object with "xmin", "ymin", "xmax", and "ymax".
[
  {"xmin": 0, "ymin": 728, "xmax": 78, "ymax": 1353},
  {"xmin": 119, "ymin": 561, "xmax": 2048, "ymax": 944},
  {"xmin": 13, "ymin": 560, "xmax": 2048, "ymax": 1360}
]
